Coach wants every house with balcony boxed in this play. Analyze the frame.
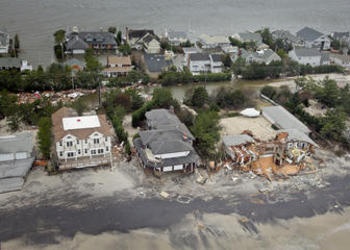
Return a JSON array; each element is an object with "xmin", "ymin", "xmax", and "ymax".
[
  {"xmin": 51, "ymin": 107, "xmax": 115, "ymax": 170},
  {"xmin": 133, "ymin": 109, "xmax": 200, "ymax": 175},
  {"xmin": 102, "ymin": 55, "xmax": 132, "ymax": 77}
]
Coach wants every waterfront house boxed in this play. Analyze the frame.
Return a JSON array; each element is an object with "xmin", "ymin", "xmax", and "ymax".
[
  {"xmin": 198, "ymin": 34, "xmax": 230, "ymax": 49},
  {"xmin": 288, "ymin": 48, "xmax": 329, "ymax": 66},
  {"xmin": 51, "ymin": 107, "xmax": 115, "ymax": 170},
  {"xmin": 140, "ymin": 33, "xmax": 161, "ymax": 54},
  {"xmin": 0, "ymin": 30, "xmax": 10, "ymax": 54},
  {"xmin": 102, "ymin": 55, "xmax": 132, "ymax": 77},
  {"xmin": 188, "ymin": 53, "xmax": 211, "ymax": 75},
  {"xmin": 271, "ymin": 29, "xmax": 303, "ymax": 47},
  {"xmin": 133, "ymin": 109, "xmax": 199, "ymax": 175},
  {"xmin": 296, "ymin": 27, "xmax": 331, "ymax": 50},
  {"xmin": 233, "ymin": 31, "xmax": 268, "ymax": 49},
  {"xmin": 0, "ymin": 58, "xmax": 33, "ymax": 71},
  {"xmin": 330, "ymin": 31, "xmax": 350, "ymax": 47},
  {"xmin": 329, "ymin": 52, "xmax": 350, "ymax": 70},
  {"xmin": 165, "ymin": 30, "xmax": 188, "ymax": 46},
  {"xmin": 125, "ymin": 28, "xmax": 160, "ymax": 53},
  {"xmin": 66, "ymin": 28, "xmax": 117, "ymax": 54},
  {"xmin": 209, "ymin": 54, "xmax": 224, "ymax": 73},
  {"xmin": 0, "ymin": 132, "xmax": 35, "ymax": 193}
]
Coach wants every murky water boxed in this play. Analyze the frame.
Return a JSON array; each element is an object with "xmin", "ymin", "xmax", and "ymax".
[{"xmin": 1, "ymin": 0, "xmax": 349, "ymax": 67}]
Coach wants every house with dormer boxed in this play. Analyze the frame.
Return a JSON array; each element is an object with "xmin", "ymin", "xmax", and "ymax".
[{"xmin": 51, "ymin": 107, "xmax": 115, "ymax": 170}]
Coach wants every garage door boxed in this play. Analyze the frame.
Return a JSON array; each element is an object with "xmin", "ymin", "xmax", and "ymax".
[
  {"xmin": 163, "ymin": 166, "xmax": 173, "ymax": 172},
  {"xmin": 174, "ymin": 165, "xmax": 183, "ymax": 171},
  {"xmin": 15, "ymin": 152, "xmax": 28, "ymax": 160},
  {"xmin": 0, "ymin": 153, "xmax": 14, "ymax": 161}
]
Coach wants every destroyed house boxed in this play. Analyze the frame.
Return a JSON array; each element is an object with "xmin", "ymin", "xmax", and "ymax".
[
  {"xmin": 223, "ymin": 134, "xmax": 257, "ymax": 166},
  {"xmin": 134, "ymin": 109, "xmax": 199, "ymax": 174},
  {"xmin": 274, "ymin": 129, "xmax": 318, "ymax": 165},
  {"xmin": 51, "ymin": 107, "xmax": 115, "ymax": 170}
]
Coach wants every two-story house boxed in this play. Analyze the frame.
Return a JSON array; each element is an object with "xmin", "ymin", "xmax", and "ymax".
[
  {"xmin": 133, "ymin": 109, "xmax": 199, "ymax": 175},
  {"xmin": 240, "ymin": 48, "xmax": 281, "ymax": 65},
  {"xmin": 52, "ymin": 107, "xmax": 115, "ymax": 170},
  {"xmin": 288, "ymin": 48, "xmax": 329, "ymax": 66},
  {"xmin": 102, "ymin": 55, "xmax": 132, "ymax": 77},
  {"xmin": 65, "ymin": 28, "xmax": 117, "ymax": 54},
  {"xmin": 188, "ymin": 53, "xmax": 224, "ymax": 75},
  {"xmin": 296, "ymin": 27, "xmax": 331, "ymax": 50},
  {"xmin": 0, "ymin": 30, "xmax": 10, "ymax": 54},
  {"xmin": 126, "ymin": 28, "xmax": 161, "ymax": 53}
]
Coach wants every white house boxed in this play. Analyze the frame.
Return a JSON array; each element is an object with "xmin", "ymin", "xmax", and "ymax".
[
  {"xmin": 209, "ymin": 54, "xmax": 224, "ymax": 73},
  {"xmin": 52, "ymin": 107, "xmax": 115, "ymax": 170},
  {"xmin": 198, "ymin": 34, "xmax": 230, "ymax": 48},
  {"xmin": 0, "ymin": 31, "xmax": 10, "ymax": 54},
  {"xmin": 288, "ymin": 48, "xmax": 329, "ymax": 66},
  {"xmin": 165, "ymin": 30, "xmax": 188, "ymax": 46},
  {"xmin": 188, "ymin": 53, "xmax": 211, "ymax": 75},
  {"xmin": 296, "ymin": 27, "xmax": 331, "ymax": 50}
]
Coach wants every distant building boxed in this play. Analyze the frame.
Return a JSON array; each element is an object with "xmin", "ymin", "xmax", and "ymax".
[
  {"xmin": 165, "ymin": 30, "xmax": 188, "ymax": 46},
  {"xmin": 288, "ymin": 48, "xmax": 329, "ymax": 66},
  {"xmin": 329, "ymin": 52, "xmax": 350, "ymax": 69},
  {"xmin": 198, "ymin": 34, "xmax": 230, "ymax": 49},
  {"xmin": 52, "ymin": 107, "xmax": 115, "ymax": 170},
  {"xmin": 102, "ymin": 55, "xmax": 132, "ymax": 77},
  {"xmin": 65, "ymin": 28, "xmax": 117, "ymax": 54},
  {"xmin": 237, "ymin": 48, "xmax": 281, "ymax": 65},
  {"xmin": 133, "ymin": 109, "xmax": 200, "ymax": 175},
  {"xmin": 0, "ymin": 30, "xmax": 10, "ymax": 54},
  {"xmin": 188, "ymin": 53, "xmax": 224, "ymax": 75},
  {"xmin": 144, "ymin": 53, "xmax": 171, "ymax": 74},
  {"xmin": 272, "ymin": 29, "xmax": 303, "ymax": 47},
  {"xmin": 0, "ymin": 58, "xmax": 33, "ymax": 71},
  {"xmin": 0, "ymin": 132, "xmax": 35, "ymax": 193},
  {"xmin": 296, "ymin": 27, "xmax": 331, "ymax": 50},
  {"xmin": 330, "ymin": 31, "xmax": 350, "ymax": 47},
  {"xmin": 233, "ymin": 31, "xmax": 268, "ymax": 49}
]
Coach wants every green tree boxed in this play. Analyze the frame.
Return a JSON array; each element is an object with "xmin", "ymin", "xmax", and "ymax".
[
  {"xmin": 320, "ymin": 109, "xmax": 346, "ymax": 141},
  {"xmin": 14, "ymin": 34, "xmax": 20, "ymax": 57},
  {"xmin": 108, "ymin": 26, "xmax": 117, "ymax": 34},
  {"xmin": 53, "ymin": 29, "xmax": 65, "ymax": 59},
  {"xmin": 84, "ymin": 49, "xmax": 102, "ymax": 72},
  {"xmin": 37, "ymin": 117, "xmax": 52, "ymax": 159},
  {"xmin": 229, "ymin": 37, "xmax": 242, "ymax": 47},
  {"xmin": 191, "ymin": 86, "xmax": 209, "ymax": 108},
  {"xmin": 257, "ymin": 28, "xmax": 273, "ymax": 48},
  {"xmin": 118, "ymin": 44, "xmax": 131, "ymax": 55},
  {"xmin": 191, "ymin": 111, "xmax": 220, "ymax": 158},
  {"xmin": 116, "ymin": 31, "xmax": 122, "ymax": 46},
  {"xmin": 71, "ymin": 98, "xmax": 88, "ymax": 115}
]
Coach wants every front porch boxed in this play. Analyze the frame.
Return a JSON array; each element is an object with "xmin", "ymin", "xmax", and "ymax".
[{"xmin": 57, "ymin": 155, "xmax": 114, "ymax": 170}]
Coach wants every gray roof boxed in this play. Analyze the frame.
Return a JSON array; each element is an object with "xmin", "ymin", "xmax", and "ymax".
[
  {"xmin": 0, "ymin": 157, "xmax": 35, "ymax": 178},
  {"xmin": 238, "ymin": 32, "xmax": 262, "ymax": 44},
  {"xmin": 0, "ymin": 132, "xmax": 34, "ymax": 154},
  {"xmin": 262, "ymin": 105, "xmax": 311, "ymax": 134},
  {"xmin": 293, "ymin": 48, "xmax": 321, "ymax": 57},
  {"xmin": 0, "ymin": 57, "xmax": 21, "ymax": 68},
  {"xmin": 272, "ymin": 29, "xmax": 301, "ymax": 44},
  {"xmin": 223, "ymin": 134, "xmax": 255, "ymax": 147},
  {"xmin": 128, "ymin": 29, "xmax": 155, "ymax": 40},
  {"xmin": 297, "ymin": 27, "xmax": 324, "ymax": 42},
  {"xmin": 210, "ymin": 54, "xmax": 222, "ymax": 62},
  {"xmin": 278, "ymin": 129, "xmax": 318, "ymax": 147},
  {"xmin": 150, "ymin": 139, "xmax": 193, "ymax": 154},
  {"xmin": 65, "ymin": 35, "xmax": 89, "ymax": 51},
  {"xmin": 252, "ymin": 49, "xmax": 281, "ymax": 62},
  {"xmin": 144, "ymin": 54, "xmax": 171, "ymax": 73},
  {"xmin": 145, "ymin": 109, "xmax": 194, "ymax": 138},
  {"xmin": 189, "ymin": 53, "xmax": 210, "ymax": 61},
  {"xmin": 68, "ymin": 31, "xmax": 117, "ymax": 46}
]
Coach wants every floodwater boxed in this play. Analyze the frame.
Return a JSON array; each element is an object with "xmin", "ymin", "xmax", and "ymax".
[{"xmin": 1, "ymin": 0, "xmax": 350, "ymax": 67}]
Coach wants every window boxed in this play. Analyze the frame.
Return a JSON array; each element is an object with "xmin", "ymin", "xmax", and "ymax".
[
  {"xmin": 105, "ymin": 137, "xmax": 108, "ymax": 142},
  {"xmin": 78, "ymin": 149, "xmax": 81, "ymax": 155},
  {"xmin": 67, "ymin": 152, "xmax": 74, "ymax": 158},
  {"xmin": 91, "ymin": 149, "xmax": 96, "ymax": 155},
  {"xmin": 98, "ymin": 149, "xmax": 104, "ymax": 154},
  {"xmin": 59, "ymin": 151, "xmax": 63, "ymax": 157},
  {"xmin": 106, "ymin": 146, "xmax": 109, "ymax": 152},
  {"xmin": 93, "ymin": 138, "xmax": 100, "ymax": 144},
  {"xmin": 85, "ymin": 139, "xmax": 88, "ymax": 144},
  {"xmin": 85, "ymin": 149, "xmax": 88, "ymax": 154},
  {"xmin": 77, "ymin": 140, "xmax": 79, "ymax": 144},
  {"xmin": 67, "ymin": 141, "xmax": 73, "ymax": 147},
  {"xmin": 59, "ymin": 141, "xmax": 62, "ymax": 146}
]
